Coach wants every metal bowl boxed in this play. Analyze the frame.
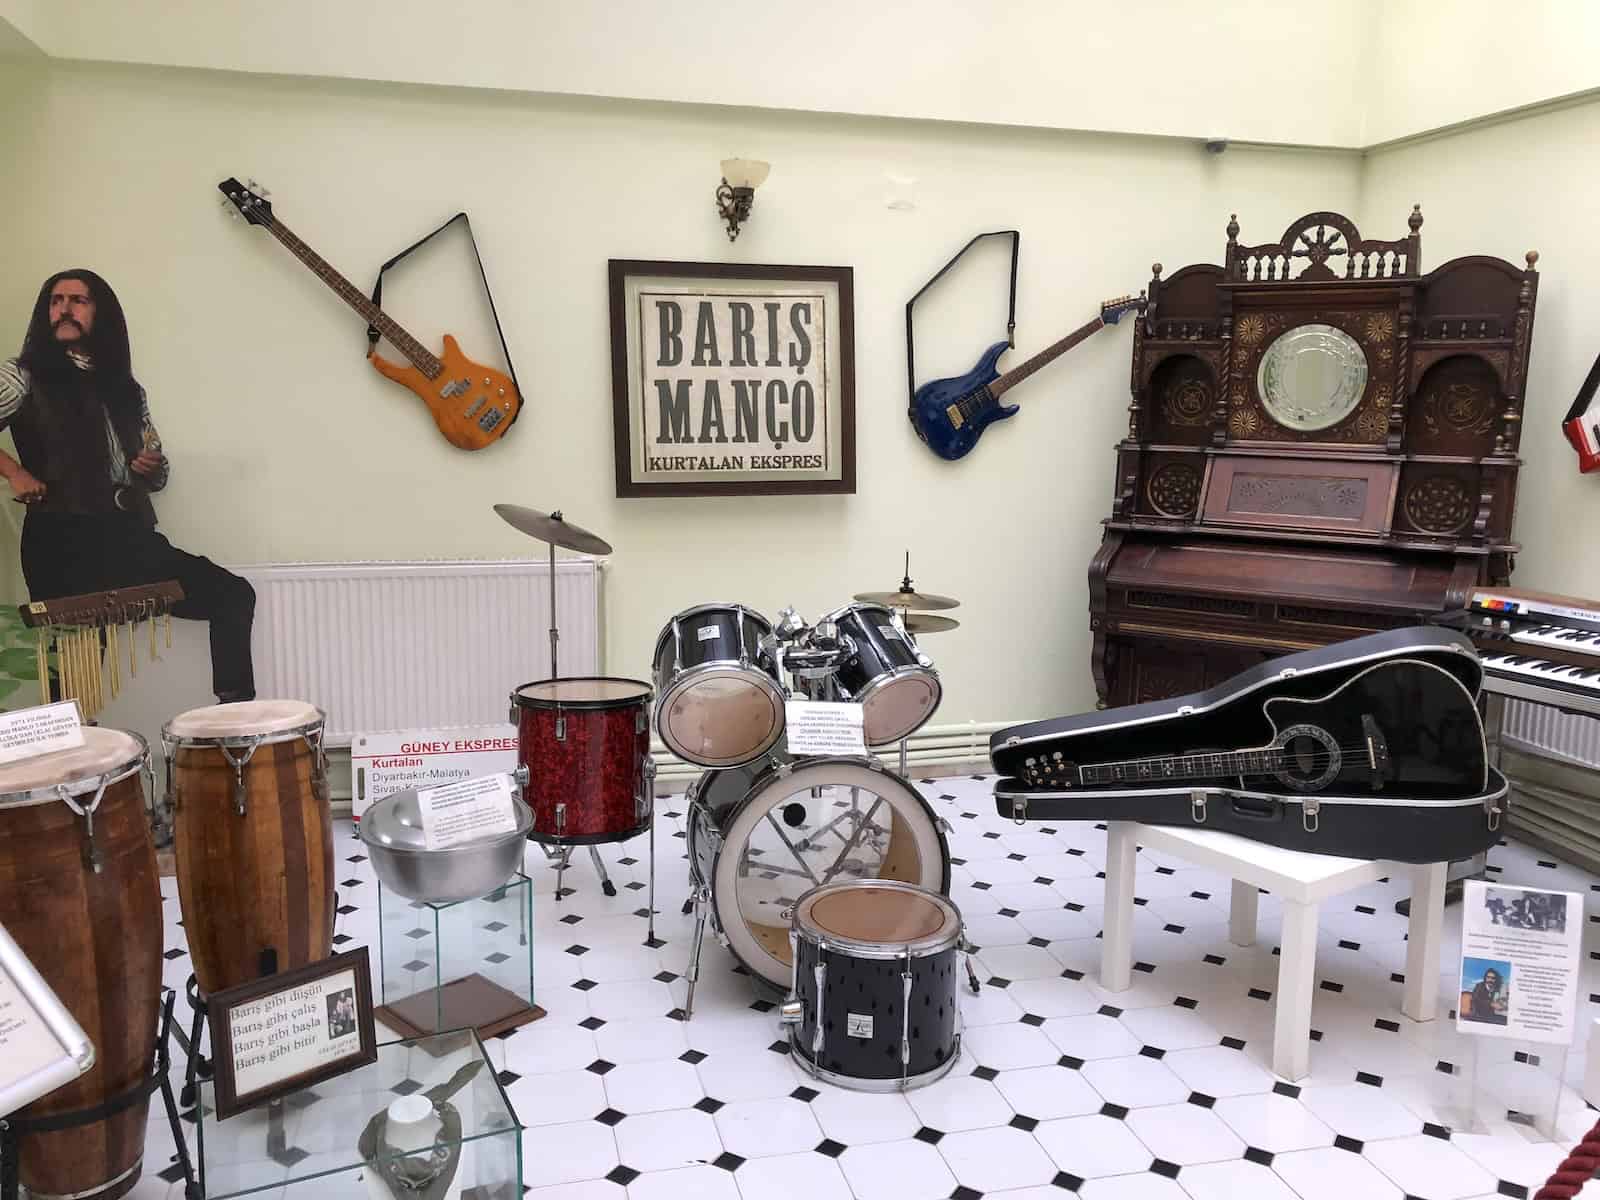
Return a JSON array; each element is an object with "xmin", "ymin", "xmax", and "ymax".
[{"xmin": 358, "ymin": 787, "xmax": 533, "ymax": 904}]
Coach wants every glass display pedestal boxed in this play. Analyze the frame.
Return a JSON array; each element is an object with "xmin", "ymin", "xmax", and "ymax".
[
  {"xmin": 196, "ymin": 1029, "xmax": 522, "ymax": 1198},
  {"xmin": 374, "ymin": 874, "xmax": 543, "ymax": 1042}
]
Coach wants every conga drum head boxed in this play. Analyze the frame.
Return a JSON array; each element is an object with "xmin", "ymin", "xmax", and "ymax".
[
  {"xmin": 702, "ymin": 757, "xmax": 949, "ymax": 989},
  {"xmin": 165, "ymin": 698, "xmax": 323, "ymax": 743},
  {"xmin": 797, "ymin": 880, "xmax": 961, "ymax": 956},
  {"xmin": 0, "ymin": 727, "xmax": 146, "ymax": 802}
]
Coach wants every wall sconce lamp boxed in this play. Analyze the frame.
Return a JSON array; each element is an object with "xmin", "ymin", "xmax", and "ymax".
[{"xmin": 716, "ymin": 158, "xmax": 770, "ymax": 241}]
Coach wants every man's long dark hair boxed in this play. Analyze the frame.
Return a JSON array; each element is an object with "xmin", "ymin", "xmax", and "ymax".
[{"xmin": 18, "ymin": 269, "xmax": 141, "ymax": 410}]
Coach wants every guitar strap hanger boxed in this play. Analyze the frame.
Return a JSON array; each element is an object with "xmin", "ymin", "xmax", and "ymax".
[
  {"xmin": 365, "ymin": 212, "xmax": 523, "ymax": 421},
  {"xmin": 1562, "ymin": 345, "xmax": 1600, "ymax": 473},
  {"xmin": 905, "ymin": 230, "xmax": 1020, "ymax": 416}
]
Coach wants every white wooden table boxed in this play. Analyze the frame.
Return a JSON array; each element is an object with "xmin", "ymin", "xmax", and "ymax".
[{"xmin": 1100, "ymin": 821, "xmax": 1449, "ymax": 1081}]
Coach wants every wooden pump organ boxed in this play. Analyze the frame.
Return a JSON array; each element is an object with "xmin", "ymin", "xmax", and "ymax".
[{"xmin": 1090, "ymin": 208, "xmax": 1539, "ymax": 706}]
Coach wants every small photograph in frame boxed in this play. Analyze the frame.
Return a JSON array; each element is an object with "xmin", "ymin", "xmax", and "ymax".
[
  {"xmin": 208, "ymin": 947, "xmax": 378, "ymax": 1120},
  {"xmin": 609, "ymin": 259, "xmax": 856, "ymax": 497}
]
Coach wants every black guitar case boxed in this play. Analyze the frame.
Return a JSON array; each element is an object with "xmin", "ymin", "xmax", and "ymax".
[{"xmin": 990, "ymin": 627, "xmax": 1508, "ymax": 863}]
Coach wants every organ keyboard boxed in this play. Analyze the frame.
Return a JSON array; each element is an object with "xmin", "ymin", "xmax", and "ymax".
[{"xmin": 1457, "ymin": 588, "xmax": 1600, "ymax": 718}]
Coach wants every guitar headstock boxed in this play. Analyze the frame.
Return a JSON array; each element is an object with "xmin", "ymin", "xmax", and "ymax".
[
  {"xmin": 1100, "ymin": 292, "xmax": 1147, "ymax": 325},
  {"xmin": 218, "ymin": 177, "xmax": 274, "ymax": 227}
]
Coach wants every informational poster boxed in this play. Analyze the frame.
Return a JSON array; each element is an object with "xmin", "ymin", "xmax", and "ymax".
[
  {"xmin": 350, "ymin": 725, "xmax": 518, "ymax": 820},
  {"xmin": 416, "ymin": 774, "xmax": 519, "ymax": 850},
  {"xmin": 1457, "ymin": 880, "xmax": 1582, "ymax": 1045},
  {"xmin": 784, "ymin": 700, "xmax": 867, "ymax": 757},
  {"xmin": 0, "ymin": 701, "xmax": 84, "ymax": 766},
  {"xmin": 0, "ymin": 922, "xmax": 92, "ymax": 1119}
]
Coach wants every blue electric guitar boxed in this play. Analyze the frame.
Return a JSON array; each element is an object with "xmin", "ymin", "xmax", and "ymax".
[{"xmin": 909, "ymin": 294, "xmax": 1143, "ymax": 461}]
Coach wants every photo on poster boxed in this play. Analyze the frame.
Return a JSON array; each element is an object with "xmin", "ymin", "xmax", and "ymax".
[
  {"xmin": 1482, "ymin": 886, "xmax": 1568, "ymax": 934},
  {"xmin": 1457, "ymin": 881, "xmax": 1582, "ymax": 1046},
  {"xmin": 1459, "ymin": 957, "xmax": 1511, "ymax": 1027}
]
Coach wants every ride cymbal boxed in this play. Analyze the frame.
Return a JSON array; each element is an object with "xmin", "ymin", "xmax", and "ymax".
[
  {"xmin": 903, "ymin": 613, "xmax": 960, "ymax": 634},
  {"xmin": 854, "ymin": 588, "xmax": 960, "ymax": 611},
  {"xmin": 493, "ymin": 504, "xmax": 613, "ymax": 555}
]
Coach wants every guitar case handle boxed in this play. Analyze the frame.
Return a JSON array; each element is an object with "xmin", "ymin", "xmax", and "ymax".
[
  {"xmin": 365, "ymin": 213, "xmax": 523, "ymax": 430},
  {"xmin": 905, "ymin": 230, "xmax": 1020, "ymax": 417}
]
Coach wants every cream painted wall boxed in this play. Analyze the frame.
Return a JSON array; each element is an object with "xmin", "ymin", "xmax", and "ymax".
[
  {"xmin": 1362, "ymin": 0, "xmax": 1600, "ymax": 145},
  {"xmin": 3, "ymin": 0, "xmax": 1378, "ymax": 147},
  {"xmin": 1, "ymin": 61, "xmax": 1360, "ymax": 736},
  {"xmin": 1360, "ymin": 96, "xmax": 1600, "ymax": 602}
]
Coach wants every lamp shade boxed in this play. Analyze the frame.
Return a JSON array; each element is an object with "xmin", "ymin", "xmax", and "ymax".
[{"xmin": 721, "ymin": 158, "xmax": 771, "ymax": 189}]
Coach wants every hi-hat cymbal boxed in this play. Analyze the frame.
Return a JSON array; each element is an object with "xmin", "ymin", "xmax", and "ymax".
[
  {"xmin": 493, "ymin": 504, "xmax": 613, "ymax": 556},
  {"xmin": 854, "ymin": 588, "xmax": 960, "ymax": 611},
  {"xmin": 903, "ymin": 613, "xmax": 960, "ymax": 634}
]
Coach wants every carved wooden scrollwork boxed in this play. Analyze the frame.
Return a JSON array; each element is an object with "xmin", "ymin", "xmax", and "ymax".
[
  {"xmin": 1402, "ymin": 475, "xmax": 1474, "ymax": 534},
  {"xmin": 1146, "ymin": 463, "xmax": 1202, "ymax": 518}
]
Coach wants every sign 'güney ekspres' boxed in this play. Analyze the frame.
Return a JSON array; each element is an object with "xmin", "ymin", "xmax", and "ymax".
[{"xmin": 609, "ymin": 260, "xmax": 855, "ymax": 497}]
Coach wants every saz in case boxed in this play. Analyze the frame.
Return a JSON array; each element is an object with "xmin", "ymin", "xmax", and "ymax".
[
  {"xmin": 781, "ymin": 880, "xmax": 971, "ymax": 1091},
  {"xmin": 992, "ymin": 627, "xmax": 1508, "ymax": 863}
]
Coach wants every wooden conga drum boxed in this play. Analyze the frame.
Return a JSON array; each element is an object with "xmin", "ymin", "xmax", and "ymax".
[
  {"xmin": 0, "ymin": 727, "xmax": 162, "ymax": 1200},
  {"xmin": 166, "ymin": 700, "xmax": 334, "ymax": 995}
]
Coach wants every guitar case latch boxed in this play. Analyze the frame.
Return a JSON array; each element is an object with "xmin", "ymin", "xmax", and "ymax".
[
  {"xmin": 1011, "ymin": 796, "xmax": 1028, "ymax": 826},
  {"xmin": 1301, "ymin": 796, "xmax": 1320, "ymax": 834},
  {"xmin": 1486, "ymin": 794, "xmax": 1503, "ymax": 832},
  {"xmin": 1190, "ymin": 790, "xmax": 1207, "ymax": 824}
]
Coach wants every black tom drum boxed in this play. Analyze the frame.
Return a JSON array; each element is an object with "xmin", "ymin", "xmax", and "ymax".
[
  {"xmin": 822, "ymin": 603, "xmax": 942, "ymax": 746},
  {"xmin": 653, "ymin": 603, "xmax": 785, "ymax": 767},
  {"xmin": 782, "ymin": 879, "xmax": 966, "ymax": 1091}
]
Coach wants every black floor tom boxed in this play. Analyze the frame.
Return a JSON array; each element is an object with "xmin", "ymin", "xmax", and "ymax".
[{"xmin": 782, "ymin": 879, "xmax": 965, "ymax": 1091}]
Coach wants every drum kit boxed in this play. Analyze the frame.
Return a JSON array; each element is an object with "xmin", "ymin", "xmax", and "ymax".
[{"xmin": 0, "ymin": 512, "xmax": 978, "ymax": 1198}]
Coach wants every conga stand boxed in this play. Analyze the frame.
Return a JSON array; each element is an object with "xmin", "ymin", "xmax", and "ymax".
[{"xmin": 0, "ymin": 991, "xmax": 199, "ymax": 1200}]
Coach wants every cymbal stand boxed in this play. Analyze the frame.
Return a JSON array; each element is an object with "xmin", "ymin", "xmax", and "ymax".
[{"xmin": 546, "ymin": 521, "xmax": 560, "ymax": 680}]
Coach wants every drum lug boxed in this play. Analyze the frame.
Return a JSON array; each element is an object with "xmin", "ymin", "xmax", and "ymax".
[
  {"xmin": 635, "ymin": 707, "xmax": 648, "ymax": 734},
  {"xmin": 779, "ymin": 999, "xmax": 804, "ymax": 1025},
  {"xmin": 812, "ymin": 953, "xmax": 827, "ymax": 1057},
  {"xmin": 556, "ymin": 802, "xmax": 567, "ymax": 838},
  {"xmin": 1190, "ymin": 789, "xmax": 1207, "ymax": 824},
  {"xmin": 775, "ymin": 759, "xmax": 793, "ymax": 780},
  {"xmin": 508, "ymin": 701, "xmax": 518, "ymax": 725},
  {"xmin": 513, "ymin": 763, "xmax": 530, "ymax": 790},
  {"xmin": 555, "ymin": 715, "xmax": 567, "ymax": 741},
  {"xmin": 899, "ymin": 950, "xmax": 914, "ymax": 1086},
  {"xmin": 218, "ymin": 741, "xmax": 260, "ymax": 817}
]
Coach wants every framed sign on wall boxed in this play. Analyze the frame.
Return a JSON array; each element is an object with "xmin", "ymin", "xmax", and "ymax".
[{"xmin": 609, "ymin": 260, "xmax": 855, "ymax": 497}]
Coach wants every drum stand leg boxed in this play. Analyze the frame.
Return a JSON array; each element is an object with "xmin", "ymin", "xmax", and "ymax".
[
  {"xmin": 587, "ymin": 845, "xmax": 617, "ymax": 897},
  {"xmin": 555, "ymin": 846, "xmax": 572, "ymax": 903},
  {"xmin": 177, "ymin": 975, "xmax": 211, "ymax": 1109},
  {"xmin": 682, "ymin": 885, "xmax": 710, "ymax": 1021},
  {"xmin": 647, "ymin": 813, "xmax": 657, "ymax": 945}
]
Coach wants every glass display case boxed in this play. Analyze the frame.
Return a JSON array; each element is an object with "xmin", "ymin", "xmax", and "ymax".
[
  {"xmin": 196, "ymin": 1029, "xmax": 522, "ymax": 1199},
  {"xmin": 375, "ymin": 874, "xmax": 541, "ymax": 1040}
]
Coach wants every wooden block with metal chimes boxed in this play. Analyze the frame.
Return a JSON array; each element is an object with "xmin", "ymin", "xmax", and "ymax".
[{"xmin": 18, "ymin": 581, "xmax": 184, "ymax": 719}]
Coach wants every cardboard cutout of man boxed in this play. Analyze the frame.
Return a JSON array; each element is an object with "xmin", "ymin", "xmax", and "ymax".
[{"xmin": 0, "ymin": 269, "xmax": 256, "ymax": 701}]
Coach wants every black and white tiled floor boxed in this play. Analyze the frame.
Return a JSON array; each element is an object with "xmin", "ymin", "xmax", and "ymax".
[{"xmin": 131, "ymin": 774, "xmax": 1600, "ymax": 1200}]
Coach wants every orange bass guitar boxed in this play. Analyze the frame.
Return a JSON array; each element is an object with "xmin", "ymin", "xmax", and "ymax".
[{"xmin": 219, "ymin": 178, "xmax": 521, "ymax": 450}]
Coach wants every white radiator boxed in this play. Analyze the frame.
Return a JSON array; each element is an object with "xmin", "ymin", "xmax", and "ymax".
[
  {"xmin": 238, "ymin": 559, "xmax": 603, "ymax": 745},
  {"xmin": 1503, "ymin": 699, "xmax": 1600, "ymax": 770}
]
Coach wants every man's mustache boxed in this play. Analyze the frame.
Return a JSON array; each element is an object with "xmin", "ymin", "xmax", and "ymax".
[{"xmin": 52, "ymin": 317, "xmax": 82, "ymax": 331}]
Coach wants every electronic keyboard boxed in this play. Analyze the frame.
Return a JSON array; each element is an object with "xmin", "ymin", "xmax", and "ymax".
[{"xmin": 1463, "ymin": 588, "xmax": 1600, "ymax": 718}]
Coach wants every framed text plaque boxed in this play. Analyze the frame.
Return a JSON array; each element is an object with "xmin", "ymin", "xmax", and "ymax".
[
  {"xmin": 609, "ymin": 260, "xmax": 855, "ymax": 497},
  {"xmin": 208, "ymin": 947, "xmax": 377, "ymax": 1119}
]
